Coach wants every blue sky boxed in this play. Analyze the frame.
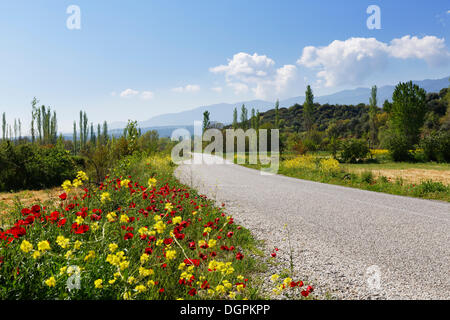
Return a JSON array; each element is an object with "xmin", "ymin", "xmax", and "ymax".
[{"xmin": 0, "ymin": 0, "xmax": 449, "ymax": 132}]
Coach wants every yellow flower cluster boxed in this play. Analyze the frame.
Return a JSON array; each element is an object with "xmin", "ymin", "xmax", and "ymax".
[
  {"xmin": 20, "ymin": 240, "xmax": 33, "ymax": 253},
  {"xmin": 84, "ymin": 250, "xmax": 96, "ymax": 262},
  {"xmin": 56, "ymin": 236, "xmax": 70, "ymax": 249},
  {"xmin": 208, "ymin": 260, "xmax": 234, "ymax": 275},
  {"xmin": 283, "ymin": 155, "xmax": 317, "ymax": 171},
  {"xmin": 106, "ymin": 251, "xmax": 129, "ymax": 270},
  {"xmin": 319, "ymin": 158, "xmax": 340, "ymax": 174},
  {"xmin": 107, "ymin": 212, "xmax": 117, "ymax": 222},
  {"xmin": 100, "ymin": 192, "xmax": 111, "ymax": 203},
  {"xmin": 62, "ymin": 171, "xmax": 88, "ymax": 193},
  {"xmin": 148, "ymin": 177, "xmax": 157, "ymax": 188},
  {"xmin": 120, "ymin": 179, "xmax": 131, "ymax": 187}
]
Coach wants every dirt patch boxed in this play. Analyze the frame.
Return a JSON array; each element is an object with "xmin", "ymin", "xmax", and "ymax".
[
  {"xmin": 352, "ymin": 169, "xmax": 450, "ymax": 185},
  {"xmin": 0, "ymin": 188, "xmax": 63, "ymax": 225}
]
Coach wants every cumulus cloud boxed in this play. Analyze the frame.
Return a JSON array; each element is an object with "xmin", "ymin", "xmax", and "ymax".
[
  {"xmin": 140, "ymin": 91, "xmax": 154, "ymax": 100},
  {"xmin": 120, "ymin": 88, "xmax": 139, "ymax": 98},
  {"xmin": 172, "ymin": 84, "xmax": 201, "ymax": 93},
  {"xmin": 388, "ymin": 35, "xmax": 450, "ymax": 66},
  {"xmin": 297, "ymin": 35, "xmax": 450, "ymax": 87},
  {"xmin": 210, "ymin": 52, "xmax": 297, "ymax": 99}
]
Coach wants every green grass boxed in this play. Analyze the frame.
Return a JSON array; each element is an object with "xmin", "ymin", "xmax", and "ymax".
[{"xmin": 228, "ymin": 153, "xmax": 450, "ymax": 202}]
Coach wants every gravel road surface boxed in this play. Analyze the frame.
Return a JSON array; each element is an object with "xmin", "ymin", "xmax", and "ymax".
[{"xmin": 175, "ymin": 154, "xmax": 450, "ymax": 300}]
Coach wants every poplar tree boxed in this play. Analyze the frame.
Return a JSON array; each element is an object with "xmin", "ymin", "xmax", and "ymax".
[{"xmin": 303, "ymin": 85, "xmax": 315, "ymax": 133}]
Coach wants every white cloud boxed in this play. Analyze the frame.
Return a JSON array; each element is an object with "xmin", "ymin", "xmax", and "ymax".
[
  {"xmin": 447, "ymin": 10, "xmax": 450, "ymax": 14},
  {"xmin": 388, "ymin": 35, "xmax": 450, "ymax": 66},
  {"xmin": 210, "ymin": 52, "xmax": 297, "ymax": 99},
  {"xmin": 140, "ymin": 91, "xmax": 154, "ymax": 100},
  {"xmin": 297, "ymin": 35, "xmax": 450, "ymax": 87},
  {"xmin": 172, "ymin": 84, "xmax": 201, "ymax": 93},
  {"xmin": 120, "ymin": 88, "xmax": 139, "ymax": 98},
  {"xmin": 211, "ymin": 86, "xmax": 223, "ymax": 93}
]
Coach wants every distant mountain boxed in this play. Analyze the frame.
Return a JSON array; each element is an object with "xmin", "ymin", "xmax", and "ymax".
[
  {"xmin": 280, "ymin": 76, "xmax": 449, "ymax": 107},
  {"xmin": 108, "ymin": 76, "xmax": 449, "ymax": 134}
]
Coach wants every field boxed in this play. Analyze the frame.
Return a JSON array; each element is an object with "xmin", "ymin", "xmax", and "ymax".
[
  {"xmin": 0, "ymin": 154, "xmax": 313, "ymax": 300},
  {"xmin": 343, "ymin": 162, "xmax": 450, "ymax": 185}
]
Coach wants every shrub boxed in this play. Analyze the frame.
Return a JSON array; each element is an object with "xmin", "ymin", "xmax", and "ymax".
[
  {"xmin": 0, "ymin": 142, "xmax": 77, "ymax": 191},
  {"xmin": 385, "ymin": 133, "xmax": 412, "ymax": 162},
  {"xmin": 339, "ymin": 139, "xmax": 370, "ymax": 163},
  {"xmin": 360, "ymin": 171, "xmax": 374, "ymax": 184},
  {"xmin": 420, "ymin": 131, "xmax": 450, "ymax": 162},
  {"xmin": 413, "ymin": 180, "xmax": 449, "ymax": 195},
  {"xmin": 319, "ymin": 158, "xmax": 340, "ymax": 176}
]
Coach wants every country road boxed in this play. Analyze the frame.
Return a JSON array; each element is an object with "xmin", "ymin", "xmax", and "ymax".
[{"xmin": 175, "ymin": 154, "xmax": 450, "ymax": 300}]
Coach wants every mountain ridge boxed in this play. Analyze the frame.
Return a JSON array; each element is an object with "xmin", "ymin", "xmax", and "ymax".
[{"xmin": 109, "ymin": 76, "xmax": 449, "ymax": 130}]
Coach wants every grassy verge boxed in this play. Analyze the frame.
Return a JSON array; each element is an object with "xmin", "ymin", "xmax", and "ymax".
[
  {"xmin": 0, "ymin": 154, "xmax": 313, "ymax": 300},
  {"xmin": 230, "ymin": 153, "xmax": 450, "ymax": 202}
]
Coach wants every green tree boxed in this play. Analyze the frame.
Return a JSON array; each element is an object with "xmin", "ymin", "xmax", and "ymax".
[
  {"xmin": 303, "ymin": 85, "xmax": 315, "ymax": 133},
  {"xmin": 240, "ymin": 104, "xmax": 248, "ymax": 130},
  {"xmin": 202, "ymin": 110, "xmax": 210, "ymax": 133},
  {"xmin": 391, "ymin": 81, "xmax": 427, "ymax": 146},
  {"xmin": 368, "ymin": 85, "xmax": 378, "ymax": 149},
  {"xmin": 232, "ymin": 108, "xmax": 238, "ymax": 129}
]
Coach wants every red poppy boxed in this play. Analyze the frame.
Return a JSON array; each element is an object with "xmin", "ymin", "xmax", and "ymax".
[
  {"xmin": 236, "ymin": 252, "xmax": 244, "ymax": 260},
  {"xmin": 188, "ymin": 288, "xmax": 197, "ymax": 296},
  {"xmin": 188, "ymin": 241, "xmax": 196, "ymax": 250},
  {"xmin": 307, "ymin": 285, "xmax": 314, "ymax": 292},
  {"xmin": 227, "ymin": 231, "xmax": 234, "ymax": 238},
  {"xmin": 59, "ymin": 193, "xmax": 67, "ymax": 200},
  {"xmin": 124, "ymin": 232, "xmax": 134, "ymax": 240},
  {"xmin": 301, "ymin": 290, "xmax": 309, "ymax": 297},
  {"xmin": 184, "ymin": 258, "xmax": 200, "ymax": 267},
  {"xmin": 163, "ymin": 238, "xmax": 173, "ymax": 245}
]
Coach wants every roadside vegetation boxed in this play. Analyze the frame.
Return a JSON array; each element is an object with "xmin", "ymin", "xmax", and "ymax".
[{"xmin": 217, "ymin": 80, "xmax": 450, "ymax": 201}]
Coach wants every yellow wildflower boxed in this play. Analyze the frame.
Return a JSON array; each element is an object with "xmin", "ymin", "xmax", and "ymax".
[
  {"xmin": 56, "ymin": 236, "xmax": 70, "ymax": 249},
  {"xmin": 148, "ymin": 177, "xmax": 157, "ymax": 188},
  {"xmin": 208, "ymin": 239, "xmax": 217, "ymax": 248},
  {"xmin": 165, "ymin": 249, "xmax": 176, "ymax": 260},
  {"xmin": 20, "ymin": 240, "xmax": 33, "ymax": 253},
  {"xmin": 120, "ymin": 179, "xmax": 131, "ymax": 187},
  {"xmin": 107, "ymin": 212, "xmax": 117, "ymax": 222},
  {"xmin": 271, "ymin": 274, "xmax": 280, "ymax": 282},
  {"xmin": 76, "ymin": 171, "xmax": 89, "ymax": 181},
  {"xmin": 37, "ymin": 240, "xmax": 51, "ymax": 252},
  {"xmin": 120, "ymin": 214, "xmax": 130, "ymax": 223},
  {"xmin": 135, "ymin": 285, "xmax": 146, "ymax": 293},
  {"xmin": 62, "ymin": 180, "xmax": 72, "ymax": 193},
  {"xmin": 75, "ymin": 216, "xmax": 84, "ymax": 225},
  {"xmin": 45, "ymin": 277, "xmax": 56, "ymax": 287},
  {"xmin": 91, "ymin": 222, "xmax": 99, "ymax": 232},
  {"xmin": 84, "ymin": 250, "xmax": 96, "ymax": 262},
  {"xmin": 165, "ymin": 202, "xmax": 173, "ymax": 211},
  {"xmin": 100, "ymin": 192, "xmax": 111, "ymax": 203},
  {"xmin": 59, "ymin": 266, "xmax": 67, "ymax": 275},
  {"xmin": 109, "ymin": 243, "xmax": 118, "ymax": 253},
  {"xmin": 32, "ymin": 251, "xmax": 41, "ymax": 259},
  {"xmin": 73, "ymin": 240, "xmax": 82, "ymax": 250},
  {"xmin": 139, "ymin": 267, "xmax": 154, "ymax": 277},
  {"xmin": 94, "ymin": 279, "xmax": 103, "ymax": 289},
  {"xmin": 172, "ymin": 216, "xmax": 182, "ymax": 225},
  {"xmin": 128, "ymin": 276, "xmax": 136, "ymax": 285},
  {"xmin": 140, "ymin": 253, "xmax": 149, "ymax": 264}
]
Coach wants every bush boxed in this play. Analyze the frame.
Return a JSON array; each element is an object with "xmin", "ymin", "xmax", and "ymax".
[
  {"xmin": 0, "ymin": 142, "xmax": 77, "ymax": 191},
  {"xmin": 420, "ymin": 131, "xmax": 450, "ymax": 162},
  {"xmin": 360, "ymin": 171, "xmax": 374, "ymax": 184},
  {"xmin": 413, "ymin": 180, "xmax": 449, "ymax": 195},
  {"xmin": 339, "ymin": 139, "xmax": 369, "ymax": 163},
  {"xmin": 385, "ymin": 133, "xmax": 412, "ymax": 162}
]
